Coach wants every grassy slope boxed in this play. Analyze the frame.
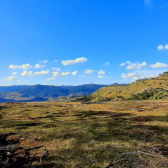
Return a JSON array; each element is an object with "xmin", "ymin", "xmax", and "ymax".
[
  {"xmin": 1, "ymin": 101, "xmax": 168, "ymax": 167},
  {"xmin": 91, "ymin": 75, "xmax": 168, "ymax": 101}
]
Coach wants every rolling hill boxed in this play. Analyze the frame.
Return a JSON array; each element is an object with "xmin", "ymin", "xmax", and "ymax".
[{"xmin": 89, "ymin": 73, "xmax": 168, "ymax": 101}]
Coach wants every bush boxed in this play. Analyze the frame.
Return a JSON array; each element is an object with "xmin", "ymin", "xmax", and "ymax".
[
  {"xmin": 129, "ymin": 88, "xmax": 167, "ymax": 100},
  {"xmin": 74, "ymin": 95, "xmax": 93, "ymax": 102}
]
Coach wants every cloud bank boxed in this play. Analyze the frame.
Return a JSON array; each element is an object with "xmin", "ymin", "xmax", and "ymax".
[
  {"xmin": 21, "ymin": 70, "xmax": 50, "ymax": 76},
  {"xmin": 85, "ymin": 69, "xmax": 95, "ymax": 74},
  {"xmin": 9, "ymin": 64, "xmax": 33, "ymax": 70},
  {"xmin": 35, "ymin": 64, "xmax": 45, "ymax": 68},
  {"xmin": 126, "ymin": 62, "xmax": 147, "ymax": 70},
  {"xmin": 3, "ymin": 76, "xmax": 19, "ymax": 80}
]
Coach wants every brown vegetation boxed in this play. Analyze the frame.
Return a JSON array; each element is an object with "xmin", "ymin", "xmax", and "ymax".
[
  {"xmin": 0, "ymin": 100, "xmax": 168, "ymax": 167},
  {"xmin": 90, "ymin": 75, "xmax": 168, "ymax": 101},
  {"xmin": 0, "ymin": 132, "xmax": 51, "ymax": 168}
]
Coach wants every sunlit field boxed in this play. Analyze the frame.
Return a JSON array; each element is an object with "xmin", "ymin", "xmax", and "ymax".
[{"xmin": 1, "ymin": 100, "xmax": 168, "ymax": 167}]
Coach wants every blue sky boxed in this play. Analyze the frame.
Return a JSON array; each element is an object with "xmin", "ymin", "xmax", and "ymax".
[{"xmin": 0, "ymin": 0, "xmax": 168, "ymax": 86}]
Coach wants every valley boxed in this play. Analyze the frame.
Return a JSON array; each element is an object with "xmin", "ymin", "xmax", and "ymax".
[{"xmin": 0, "ymin": 84, "xmax": 120, "ymax": 103}]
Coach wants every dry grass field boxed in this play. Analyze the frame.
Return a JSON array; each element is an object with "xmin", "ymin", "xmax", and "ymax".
[
  {"xmin": 1, "ymin": 100, "xmax": 168, "ymax": 167},
  {"xmin": 91, "ymin": 75, "xmax": 168, "ymax": 101}
]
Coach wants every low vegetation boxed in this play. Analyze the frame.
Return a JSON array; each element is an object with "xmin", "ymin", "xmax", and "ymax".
[
  {"xmin": 90, "ymin": 74, "xmax": 168, "ymax": 101},
  {"xmin": 130, "ymin": 88, "xmax": 168, "ymax": 100},
  {"xmin": 1, "ymin": 100, "xmax": 168, "ymax": 167}
]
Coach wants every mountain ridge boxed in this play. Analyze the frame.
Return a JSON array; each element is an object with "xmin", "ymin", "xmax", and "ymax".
[{"xmin": 0, "ymin": 83, "xmax": 126, "ymax": 102}]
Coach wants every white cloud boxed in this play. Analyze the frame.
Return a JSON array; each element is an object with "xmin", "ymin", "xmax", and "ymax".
[
  {"xmin": 45, "ymin": 77, "xmax": 55, "ymax": 81},
  {"xmin": 121, "ymin": 72, "xmax": 139, "ymax": 79},
  {"xmin": 7, "ymin": 76, "xmax": 19, "ymax": 80},
  {"xmin": 146, "ymin": 74, "xmax": 156, "ymax": 78},
  {"xmin": 62, "ymin": 57, "xmax": 88, "ymax": 65},
  {"xmin": 21, "ymin": 71, "xmax": 28, "ymax": 76},
  {"xmin": 54, "ymin": 60, "xmax": 58, "ymax": 62},
  {"xmin": 158, "ymin": 45, "xmax": 164, "ymax": 50},
  {"xmin": 133, "ymin": 76, "xmax": 139, "ymax": 80},
  {"xmin": 61, "ymin": 72, "xmax": 71, "ymax": 76},
  {"xmin": 150, "ymin": 62, "xmax": 168, "ymax": 68},
  {"xmin": 72, "ymin": 71, "xmax": 78, "ymax": 75},
  {"xmin": 39, "ymin": 60, "xmax": 48, "ymax": 63},
  {"xmin": 9, "ymin": 64, "xmax": 33, "ymax": 70},
  {"xmin": 132, "ymin": 74, "xmax": 154, "ymax": 81},
  {"xmin": 28, "ymin": 71, "xmax": 33, "ymax": 76},
  {"xmin": 9, "ymin": 65, "xmax": 19, "ymax": 69},
  {"xmin": 121, "ymin": 74, "xmax": 127, "ymax": 79},
  {"xmin": 34, "ymin": 70, "xmax": 50, "ymax": 76},
  {"xmin": 157, "ymin": 44, "xmax": 168, "ymax": 50},
  {"xmin": 4, "ymin": 76, "xmax": 19, "ymax": 80},
  {"xmin": 105, "ymin": 62, "xmax": 109, "ymax": 65},
  {"xmin": 98, "ymin": 69, "xmax": 105, "ymax": 74},
  {"xmin": 35, "ymin": 64, "xmax": 45, "ymax": 68},
  {"xmin": 121, "ymin": 70, "xmax": 161, "ymax": 81},
  {"xmin": 165, "ymin": 44, "xmax": 168, "ymax": 50},
  {"xmin": 52, "ymin": 67, "xmax": 60, "ymax": 71},
  {"xmin": 18, "ymin": 80, "xmax": 20, "ymax": 82},
  {"xmin": 98, "ymin": 75, "xmax": 105, "ymax": 78},
  {"xmin": 120, "ymin": 63, "xmax": 125, "ymax": 66},
  {"xmin": 21, "ymin": 70, "xmax": 50, "ymax": 76},
  {"xmin": 85, "ymin": 69, "xmax": 95, "ymax": 74},
  {"xmin": 119, "ymin": 61, "xmax": 130, "ymax": 66},
  {"xmin": 53, "ymin": 72, "xmax": 59, "ymax": 77},
  {"xmin": 126, "ymin": 62, "xmax": 147, "ymax": 70},
  {"xmin": 12, "ymin": 72, "xmax": 17, "ymax": 75}
]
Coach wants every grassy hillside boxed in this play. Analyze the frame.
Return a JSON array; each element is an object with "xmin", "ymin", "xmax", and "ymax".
[{"xmin": 91, "ymin": 75, "xmax": 168, "ymax": 101}]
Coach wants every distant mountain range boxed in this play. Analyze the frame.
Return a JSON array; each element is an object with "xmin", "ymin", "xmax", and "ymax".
[
  {"xmin": 0, "ymin": 83, "xmax": 128, "ymax": 102},
  {"xmin": 0, "ymin": 85, "xmax": 29, "ymax": 92}
]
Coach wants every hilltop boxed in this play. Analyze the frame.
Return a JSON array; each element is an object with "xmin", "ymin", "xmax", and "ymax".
[{"xmin": 88, "ymin": 72, "xmax": 168, "ymax": 101}]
